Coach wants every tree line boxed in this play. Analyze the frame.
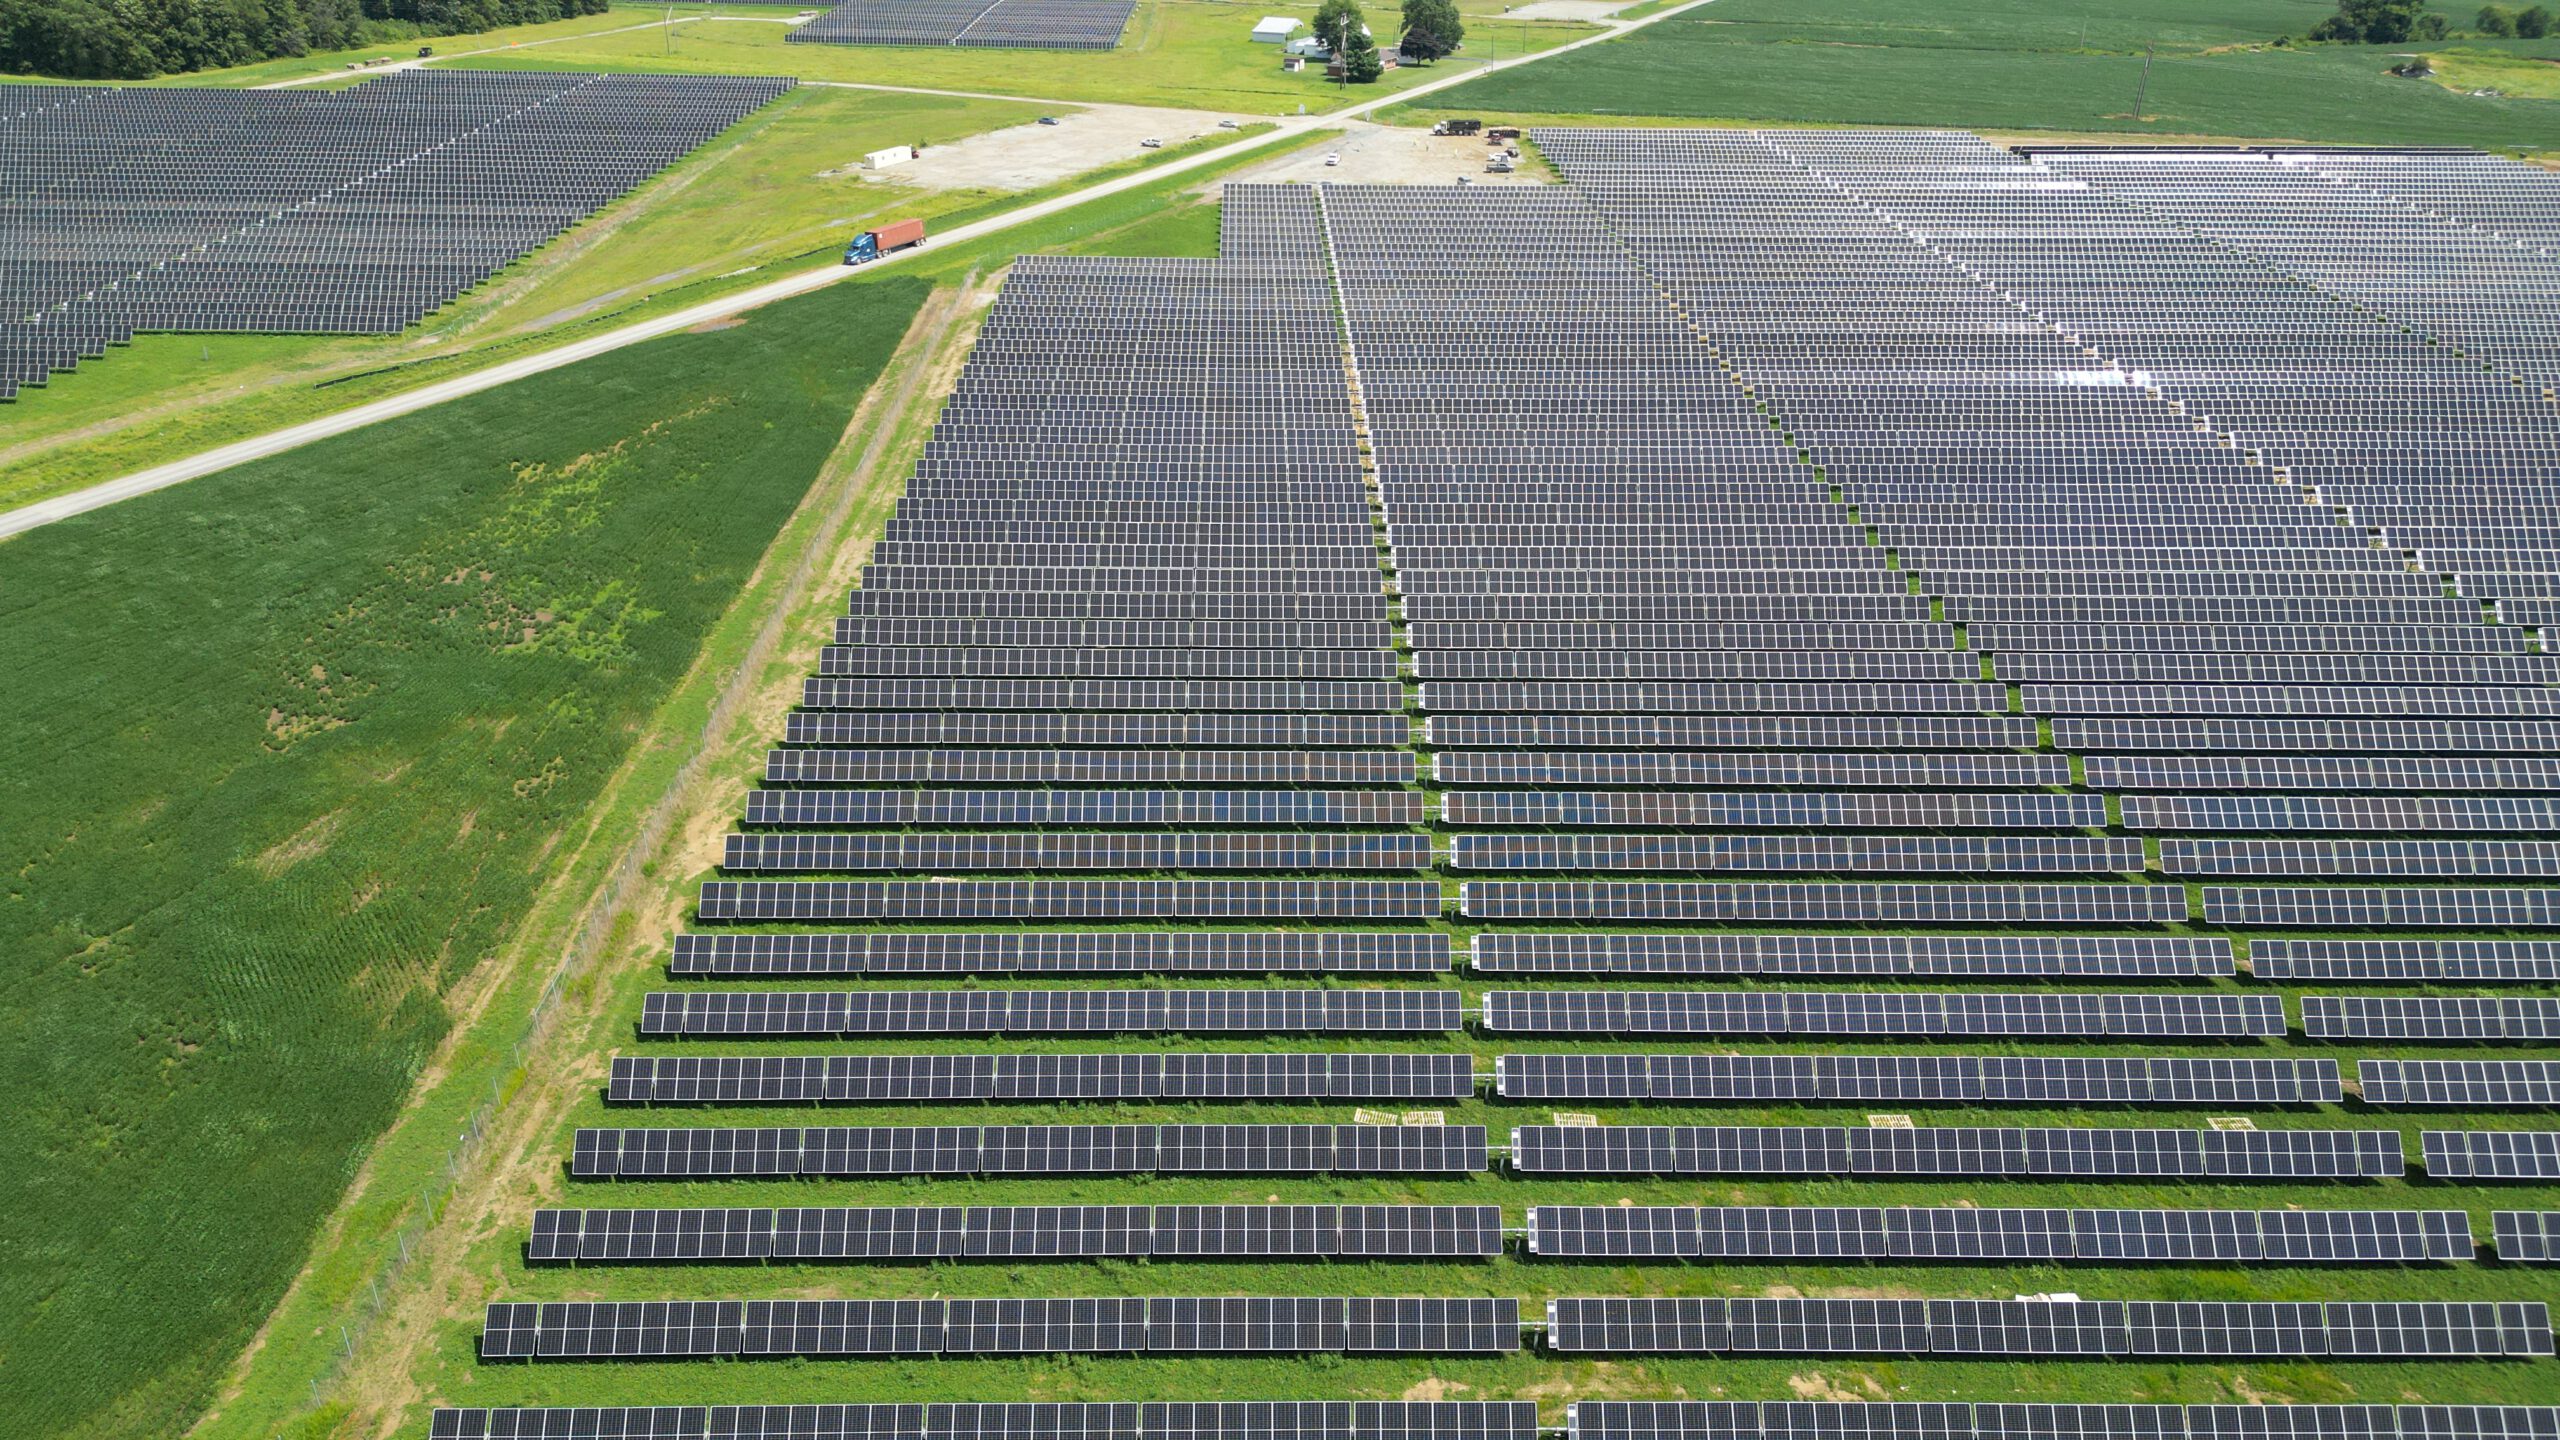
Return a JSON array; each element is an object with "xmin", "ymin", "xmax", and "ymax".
[
  {"xmin": 0, "ymin": 0, "xmax": 610, "ymax": 81},
  {"xmin": 2310, "ymin": 0, "xmax": 2550, "ymax": 41}
]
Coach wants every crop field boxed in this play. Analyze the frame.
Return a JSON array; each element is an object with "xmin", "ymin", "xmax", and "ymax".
[
  {"xmin": 444, "ymin": 0, "xmax": 1595, "ymax": 113},
  {"xmin": 1412, "ymin": 0, "xmax": 2560, "ymax": 148},
  {"xmin": 0, "ymin": 276, "xmax": 926, "ymax": 1440}
]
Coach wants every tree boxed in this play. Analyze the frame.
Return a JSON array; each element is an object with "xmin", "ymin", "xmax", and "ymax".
[
  {"xmin": 2416, "ymin": 11, "xmax": 2449, "ymax": 35},
  {"xmin": 2478, "ymin": 1, "xmax": 2515, "ymax": 30},
  {"xmin": 2519, "ymin": 3, "xmax": 2552, "ymax": 35},
  {"xmin": 2308, "ymin": 0, "xmax": 2427, "ymax": 40},
  {"xmin": 1311, "ymin": 0, "xmax": 1361, "ymax": 56},
  {"xmin": 1398, "ymin": 0, "xmax": 1461, "ymax": 62},
  {"xmin": 1339, "ymin": 22, "xmax": 1383, "ymax": 80}
]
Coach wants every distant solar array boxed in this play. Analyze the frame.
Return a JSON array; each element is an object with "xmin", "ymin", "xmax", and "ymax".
[
  {"xmin": 0, "ymin": 71, "xmax": 790, "ymax": 399},
  {"xmin": 789, "ymin": 0, "xmax": 1134, "ymax": 50}
]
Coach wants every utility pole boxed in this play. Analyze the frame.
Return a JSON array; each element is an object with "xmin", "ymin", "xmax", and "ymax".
[{"xmin": 2133, "ymin": 41, "xmax": 2155, "ymax": 121}]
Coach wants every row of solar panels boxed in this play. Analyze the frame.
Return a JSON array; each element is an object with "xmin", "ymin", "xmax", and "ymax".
[
  {"xmin": 477, "ymin": 1296, "xmax": 2554, "ymax": 1360},
  {"xmin": 601, "ymin": 1053, "xmax": 2560, "ymax": 1107},
  {"xmin": 569, "ymin": 1124, "xmax": 1490, "ymax": 1178},
  {"xmin": 639, "ymin": 989, "xmax": 2323, "ymax": 1039},
  {"xmin": 417, "ymin": 1401, "xmax": 2560, "ymax": 1440},
  {"xmin": 526, "ymin": 1203, "xmax": 1502, "ymax": 1263},
  {"xmin": 1543, "ymin": 1297, "xmax": 2554, "ymax": 1359},
  {"xmin": 1521, "ymin": 1205, "xmax": 2483, "ymax": 1263},
  {"xmin": 480, "ymin": 1296, "xmax": 1523, "ymax": 1359},
  {"xmin": 719, "ymin": 831, "xmax": 2560, "ymax": 879},
  {"xmin": 1566, "ymin": 1402, "xmax": 2560, "ymax": 1440},
  {"xmin": 429, "ymin": 1401, "xmax": 1539, "ymax": 1440},
  {"xmin": 739, "ymin": 712, "xmax": 2560, "ymax": 751},
  {"xmin": 789, "ymin": 677, "xmax": 2560, "ymax": 716},
  {"xmin": 605, "ymin": 1052, "xmax": 1472, "ymax": 1104},
  {"xmin": 657, "ymin": 930, "xmax": 2560, "ymax": 981},
  {"xmin": 517, "ymin": 1201, "xmax": 2559, "ymax": 1266},
  {"xmin": 563, "ymin": 1123, "xmax": 2560, "ymax": 1179}
]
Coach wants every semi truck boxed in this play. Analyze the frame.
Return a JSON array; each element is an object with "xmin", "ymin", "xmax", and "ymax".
[{"xmin": 844, "ymin": 218, "xmax": 926, "ymax": 265}]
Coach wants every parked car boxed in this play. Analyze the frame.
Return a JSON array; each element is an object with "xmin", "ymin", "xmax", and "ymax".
[
  {"xmin": 1038, "ymin": 116, "xmax": 1060, "ymax": 125},
  {"xmin": 1141, "ymin": 137, "xmax": 1163, "ymax": 149}
]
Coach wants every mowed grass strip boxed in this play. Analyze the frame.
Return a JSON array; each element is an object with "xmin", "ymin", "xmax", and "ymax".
[
  {"xmin": 1412, "ymin": 0, "xmax": 2560, "ymax": 149},
  {"xmin": 0, "ymin": 276, "xmax": 927, "ymax": 1440}
]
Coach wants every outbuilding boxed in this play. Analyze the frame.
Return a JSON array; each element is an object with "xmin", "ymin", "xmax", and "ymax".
[{"xmin": 1250, "ymin": 15, "xmax": 1303, "ymax": 42}]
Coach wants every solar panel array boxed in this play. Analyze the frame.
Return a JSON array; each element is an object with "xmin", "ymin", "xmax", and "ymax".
[
  {"xmin": 570, "ymin": 1124, "xmax": 1491, "ymax": 1178},
  {"xmin": 1567, "ymin": 1404, "xmax": 2560, "ymax": 1440},
  {"xmin": 789, "ymin": 0, "xmax": 1135, "ymax": 50},
  {"xmin": 1510, "ymin": 1125, "xmax": 2405, "ymax": 1179},
  {"xmin": 1544, "ymin": 1298, "xmax": 2553, "ymax": 1358},
  {"xmin": 466, "ymin": 136, "xmax": 2560, "ymax": 1427},
  {"xmin": 0, "ymin": 72, "xmax": 789, "ymax": 399},
  {"xmin": 1524, "ymin": 1205, "xmax": 2472, "ymax": 1263},
  {"xmin": 527, "ymin": 1203, "xmax": 1505, "ymax": 1262},
  {"xmin": 480, "ymin": 1296, "xmax": 1522, "ymax": 1358},
  {"xmin": 432, "ymin": 1402, "xmax": 1541, "ymax": 1440}
]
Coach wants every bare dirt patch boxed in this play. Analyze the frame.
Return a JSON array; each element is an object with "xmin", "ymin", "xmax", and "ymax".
[
  {"xmin": 1213, "ymin": 119, "xmax": 1551, "ymax": 189},
  {"xmin": 684, "ymin": 316, "xmax": 747, "ymax": 334},
  {"xmin": 1787, "ymin": 1373, "xmax": 1886, "ymax": 1403},
  {"xmin": 873, "ymin": 105, "xmax": 1255, "ymax": 192}
]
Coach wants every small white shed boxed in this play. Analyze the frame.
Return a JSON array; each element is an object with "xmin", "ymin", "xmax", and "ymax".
[{"xmin": 1250, "ymin": 15, "xmax": 1303, "ymax": 41}]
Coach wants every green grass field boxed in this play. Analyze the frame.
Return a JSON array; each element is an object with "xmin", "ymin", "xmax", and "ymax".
[
  {"xmin": 1411, "ymin": 0, "xmax": 2560, "ymax": 149},
  {"xmin": 433, "ymin": 0, "xmax": 1591, "ymax": 112},
  {"xmin": 0, "ymin": 276, "xmax": 926, "ymax": 1440}
]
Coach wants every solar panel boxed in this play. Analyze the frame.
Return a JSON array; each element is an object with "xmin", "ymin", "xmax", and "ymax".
[
  {"xmin": 567, "ymin": 1124, "xmax": 1489, "ymax": 1177},
  {"xmin": 525, "ymin": 1205, "xmax": 1502, "ymax": 1263},
  {"xmin": 668, "ymin": 932, "xmax": 1453, "ymax": 976},
  {"xmin": 2252, "ymin": 941, "xmax": 2560, "ymax": 984},
  {"xmin": 1460, "ymin": 883, "xmax": 2187, "ymax": 924},
  {"xmin": 637, "ymin": 988, "xmax": 1463, "ymax": 1037},
  {"xmin": 2303, "ymin": 996, "xmax": 2560, "ymax": 1042},
  {"xmin": 1537, "ymin": 1298, "xmax": 2549, "ymax": 1358},
  {"xmin": 2420, "ymin": 1130, "xmax": 2560, "ymax": 1178},
  {"xmin": 1481, "ymin": 991, "xmax": 2278, "ymax": 1038},
  {"xmin": 2493, "ymin": 1212, "xmax": 2560, "ymax": 1264},
  {"xmin": 1469, "ymin": 934, "xmax": 2232, "ymax": 978},
  {"xmin": 1560, "ymin": 1405, "xmax": 2560, "ymax": 1440},
  {"xmin": 1495, "ymin": 1054, "xmax": 2336, "ymax": 1104},
  {"xmin": 2361, "ymin": 1060, "xmax": 2560, "ymax": 1108}
]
